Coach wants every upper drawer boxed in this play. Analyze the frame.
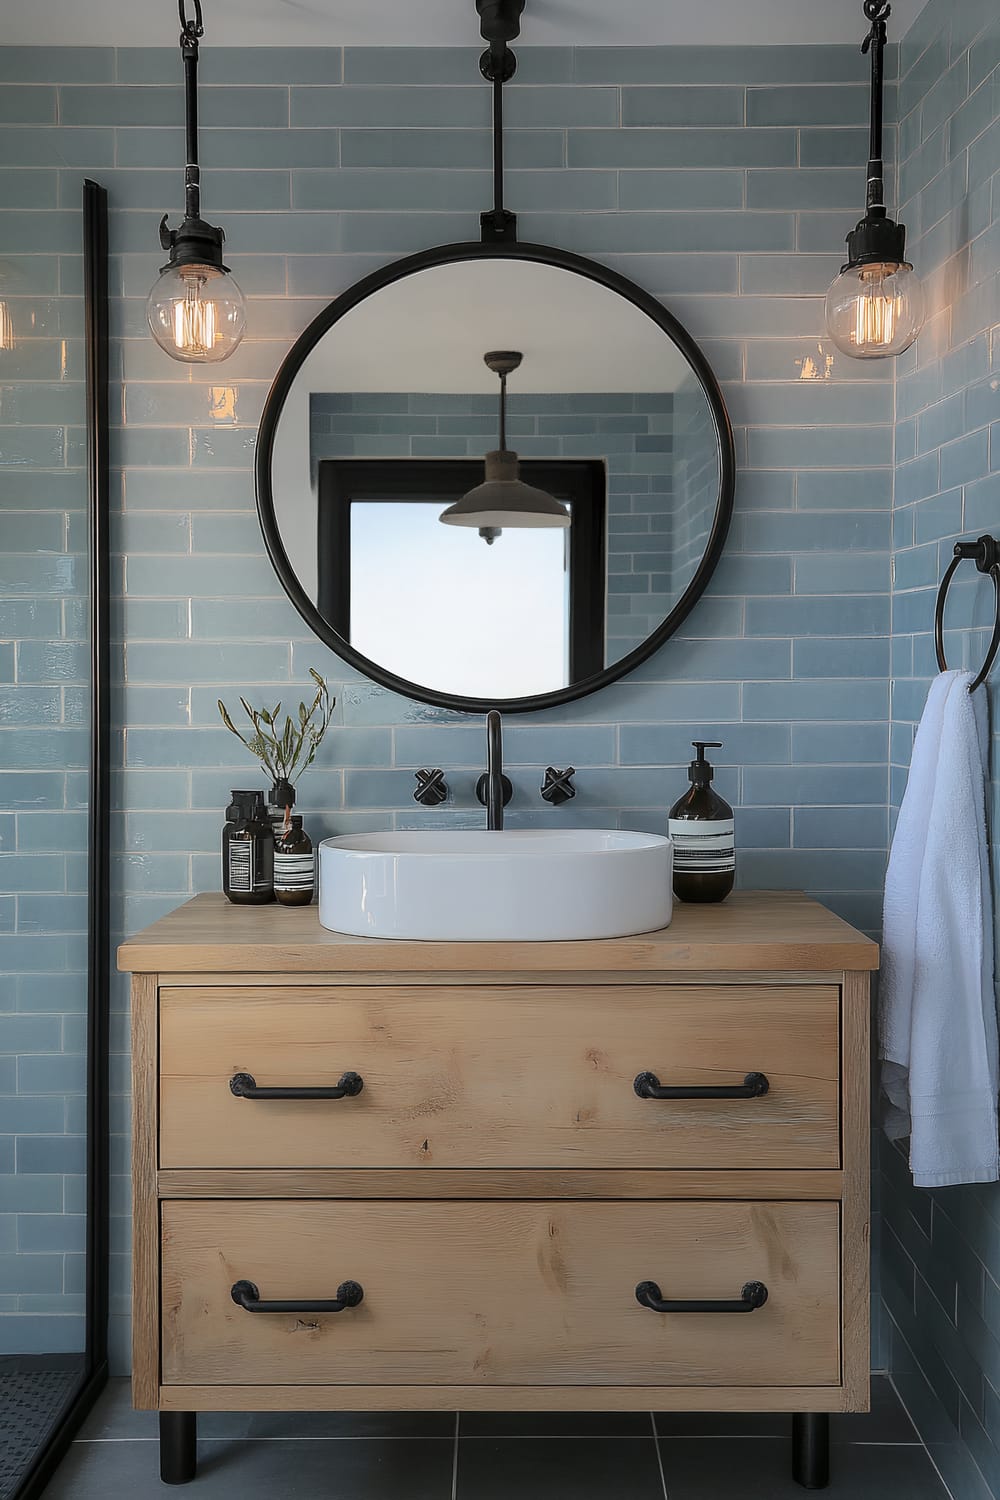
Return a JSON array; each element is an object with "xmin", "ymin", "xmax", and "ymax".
[
  {"xmin": 160, "ymin": 984, "xmax": 839, "ymax": 1170},
  {"xmin": 159, "ymin": 983, "xmax": 840, "ymax": 1170}
]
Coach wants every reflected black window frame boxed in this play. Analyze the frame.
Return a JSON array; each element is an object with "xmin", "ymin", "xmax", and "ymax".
[
  {"xmin": 255, "ymin": 239, "xmax": 735, "ymax": 715},
  {"xmin": 316, "ymin": 458, "xmax": 606, "ymax": 687}
]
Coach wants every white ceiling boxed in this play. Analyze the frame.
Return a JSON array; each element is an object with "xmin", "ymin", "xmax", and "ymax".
[{"xmin": 5, "ymin": 0, "xmax": 927, "ymax": 49}]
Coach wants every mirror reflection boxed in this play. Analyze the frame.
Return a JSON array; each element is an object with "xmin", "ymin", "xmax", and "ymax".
[{"xmin": 267, "ymin": 256, "xmax": 726, "ymax": 704}]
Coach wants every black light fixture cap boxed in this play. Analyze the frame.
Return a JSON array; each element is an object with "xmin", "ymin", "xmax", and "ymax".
[
  {"xmin": 843, "ymin": 209, "xmax": 909, "ymax": 271},
  {"xmin": 157, "ymin": 213, "xmax": 230, "ymax": 273}
]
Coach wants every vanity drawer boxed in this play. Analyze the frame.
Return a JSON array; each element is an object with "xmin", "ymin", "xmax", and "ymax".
[
  {"xmin": 158, "ymin": 983, "xmax": 840, "ymax": 1170},
  {"xmin": 161, "ymin": 1199, "xmax": 840, "ymax": 1388}
]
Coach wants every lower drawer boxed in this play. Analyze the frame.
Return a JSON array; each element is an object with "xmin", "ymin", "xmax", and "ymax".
[{"xmin": 161, "ymin": 1199, "xmax": 840, "ymax": 1388}]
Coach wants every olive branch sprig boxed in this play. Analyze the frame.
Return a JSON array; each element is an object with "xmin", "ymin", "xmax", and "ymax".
[{"xmin": 218, "ymin": 669, "xmax": 335, "ymax": 785}]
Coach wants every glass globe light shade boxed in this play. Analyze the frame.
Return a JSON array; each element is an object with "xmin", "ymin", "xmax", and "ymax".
[
  {"xmin": 0, "ymin": 300, "xmax": 14, "ymax": 352},
  {"xmin": 824, "ymin": 260, "xmax": 924, "ymax": 360},
  {"xmin": 146, "ymin": 262, "xmax": 246, "ymax": 363}
]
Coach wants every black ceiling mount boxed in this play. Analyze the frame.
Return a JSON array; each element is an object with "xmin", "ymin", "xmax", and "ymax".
[{"xmin": 476, "ymin": 0, "xmax": 523, "ymax": 242}]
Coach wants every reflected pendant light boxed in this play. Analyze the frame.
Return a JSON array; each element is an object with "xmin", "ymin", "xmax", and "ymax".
[
  {"xmin": 146, "ymin": 0, "xmax": 246, "ymax": 362},
  {"xmin": 824, "ymin": 0, "xmax": 924, "ymax": 359},
  {"xmin": 0, "ymin": 262, "xmax": 15, "ymax": 352},
  {"xmin": 440, "ymin": 351, "xmax": 571, "ymax": 544}
]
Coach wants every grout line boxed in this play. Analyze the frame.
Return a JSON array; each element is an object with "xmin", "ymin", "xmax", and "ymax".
[
  {"xmin": 651, "ymin": 1412, "xmax": 669, "ymax": 1500},
  {"xmin": 886, "ymin": 1374, "xmax": 960, "ymax": 1500}
]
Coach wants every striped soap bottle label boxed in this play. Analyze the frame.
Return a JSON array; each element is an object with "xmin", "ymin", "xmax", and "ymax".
[{"xmin": 668, "ymin": 818, "xmax": 735, "ymax": 875}]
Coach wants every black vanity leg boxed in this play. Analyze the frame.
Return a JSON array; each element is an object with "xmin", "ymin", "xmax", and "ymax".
[
  {"xmin": 792, "ymin": 1413, "xmax": 830, "ymax": 1489},
  {"xmin": 160, "ymin": 1412, "xmax": 197, "ymax": 1485}
]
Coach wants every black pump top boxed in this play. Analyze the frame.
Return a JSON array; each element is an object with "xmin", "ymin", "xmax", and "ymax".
[
  {"xmin": 226, "ymin": 789, "xmax": 267, "ymax": 825},
  {"xmin": 688, "ymin": 741, "xmax": 722, "ymax": 785}
]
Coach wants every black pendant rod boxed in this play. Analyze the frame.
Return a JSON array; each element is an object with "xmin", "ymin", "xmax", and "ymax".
[
  {"xmin": 492, "ymin": 73, "xmax": 505, "ymax": 227},
  {"xmin": 179, "ymin": 0, "xmax": 204, "ymax": 222},
  {"xmin": 862, "ymin": 0, "xmax": 889, "ymax": 213},
  {"xmin": 498, "ymin": 368, "xmax": 507, "ymax": 449}
]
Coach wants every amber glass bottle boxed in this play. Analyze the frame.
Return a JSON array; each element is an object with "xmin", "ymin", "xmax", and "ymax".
[
  {"xmin": 668, "ymin": 742, "xmax": 735, "ymax": 904},
  {"xmin": 222, "ymin": 790, "xmax": 274, "ymax": 905},
  {"xmin": 273, "ymin": 815, "xmax": 314, "ymax": 906}
]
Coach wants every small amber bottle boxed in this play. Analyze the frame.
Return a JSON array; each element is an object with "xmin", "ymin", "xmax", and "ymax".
[
  {"xmin": 273, "ymin": 815, "xmax": 314, "ymax": 906},
  {"xmin": 668, "ymin": 742, "xmax": 735, "ymax": 904},
  {"xmin": 222, "ymin": 790, "xmax": 274, "ymax": 905}
]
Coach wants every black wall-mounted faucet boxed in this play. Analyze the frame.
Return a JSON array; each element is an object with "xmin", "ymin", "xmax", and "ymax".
[{"xmin": 475, "ymin": 710, "xmax": 513, "ymax": 829}]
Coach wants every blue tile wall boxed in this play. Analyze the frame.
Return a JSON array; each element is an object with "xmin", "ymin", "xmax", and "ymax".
[
  {"xmin": 881, "ymin": 4, "xmax": 1000, "ymax": 1498},
  {"xmin": 0, "ymin": 39, "xmax": 900, "ymax": 1372}
]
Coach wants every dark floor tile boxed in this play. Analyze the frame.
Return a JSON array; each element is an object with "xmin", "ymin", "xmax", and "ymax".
[
  {"xmin": 659, "ymin": 1436, "xmax": 949, "ymax": 1499},
  {"xmin": 456, "ymin": 1437, "xmax": 664, "ymax": 1500},
  {"xmin": 75, "ymin": 1378, "xmax": 454, "ymax": 1441},
  {"xmin": 654, "ymin": 1376, "xmax": 919, "ymax": 1445},
  {"xmin": 76, "ymin": 1379, "xmax": 157, "ymax": 1440},
  {"xmin": 47, "ymin": 1436, "xmax": 455, "ymax": 1499},
  {"xmin": 460, "ymin": 1410, "xmax": 650, "ymax": 1437},
  {"xmin": 202, "ymin": 1408, "xmax": 456, "ymax": 1439}
]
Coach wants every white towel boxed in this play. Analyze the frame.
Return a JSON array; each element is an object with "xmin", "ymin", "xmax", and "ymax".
[{"xmin": 879, "ymin": 669, "xmax": 998, "ymax": 1188}]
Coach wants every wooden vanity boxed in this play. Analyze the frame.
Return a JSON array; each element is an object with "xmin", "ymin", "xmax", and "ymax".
[{"xmin": 119, "ymin": 889, "xmax": 877, "ymax": 1489}]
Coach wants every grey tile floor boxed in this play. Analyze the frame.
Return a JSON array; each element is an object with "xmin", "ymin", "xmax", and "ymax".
[{"xmin": 46, "ymin": 1376, "xmax": 952, "ymax": 1499}]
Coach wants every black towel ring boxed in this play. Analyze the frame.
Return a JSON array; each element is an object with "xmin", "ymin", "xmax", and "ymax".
[{"xmin": 934, "ymin": 534, "xmax": 1000, "ymax": 693}]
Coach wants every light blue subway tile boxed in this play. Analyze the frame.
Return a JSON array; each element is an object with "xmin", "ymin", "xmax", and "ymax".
[
  {"xmin": 15, "ymin": 1137, "xmax": 86, "ymax": 1175},
  {"xmin": 794, "ymin": 553, "xmax": 889, "ymax": 594},
  {"xmin": 744, "ymin": 764, "xmax": 888, "ymax": 806},
  {"xmin": 746, "ymin": 85, "xmax": 870, "ymax": 128},
  {"xmin": 291, "ymin": 85, "xmax": 488, "ymax": 129},
  {"xmin": 568, "ymin": 129, "xmax": 796, "ymax": 170},
  {"xmin": 16, "ymin": 1214, "xmax": 86, "ymax": 1254},
  {"xmin": 0, "ymin": 1015, "xmax": 62, "ymax": 1054},
  {"xmin": 744, "ymin": 511, "xmax": 889, "ymax": 553},
  {"xmin": 0, "ymin": 729, "xmax": 87, "ymax": 771},
  {"xmin": 709, "ymin": 555, "xmax": 792, "ymax": 596},
  {"xmin": 941, "ymin": 429, "xmax": 989, "ymax": 487},
  {"xmin": 341, "ymin": 128, "xmax": 563, "ymax": 170},
  {"xmin": 793, "ymin": 637, "xmax": 891, "ymax": 679},
  {"xmin": 17, "ymin": 893, "xmax": 88, "ymax": 935},
  {"xmin": 621, "ymin": 86, "xmax": 744, "ymax": 128},
  {"xmin": 0, "ymin": 689, "xmax": 62, "ymax": 727},
  {"xmin": 747, "ymin": 426, "xmax": 892, "ymax": 469},
  {"xmin": 125, "ymin": 554, "xmax": 279, "ymax": 598},
  {"xmin": 794, "ymin": 806, "xmax": 889, "ymax": 849},
  {"xmin": 797, "ymin": 470, "xmax": 893, "ymax": 510},
  {"xmin": 575, "ymin": 46, "xmax": 879, "ymax": 86},
  {"xmin": 617, "ymin": 171, "xmax": 744, "ymax": 212},
  {"xmin": 738, "ymin": 253, "xmax": 843, "ymax": 297},
  {"xmin": 620, "ymin": 723, "xmax": 789, "ymax": 767},
  {"xmin": 0, "ymin": 170, "xmax": 59, "ymax": 210},
  {"xmin": 0, "ymin": 1176, "xmax": 64, "ymax": 1213},
  {"xmin": 0, "ymin": 1314, "xmax": 86, "ymax": 1355},
  {"xmin": 125, "ymin": 641, "xmax": 289, "ymax": 685},
  {"xmin": 964, "ymin": 474, "xmax": 1000, "ymax": 532},
  {"xmin": 0, "ymin": 1254, "xmax": 65, "ymax": 1296},
  {"xmin": 0, "ymin": 88, "xmax": 56, "ymax": 125},
  {"xmin": 743, "ymin": 678, "xmax": 888, "ymax": 721},
  {"xmin": 15, "ymin": 641, "xmax": 88, "ymax": 684},
  {"xmin": 748, "ymin": 167, "xmax": 863, "ymax": 211},
  {"xmin": 799, "ymin": 128, "xmax": 872, "ymax": 168}
]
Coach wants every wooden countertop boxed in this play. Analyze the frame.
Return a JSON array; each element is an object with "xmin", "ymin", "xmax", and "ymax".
[{"xmin": 118, "ymin": 890, "xmax": 879, "ymax": 974}]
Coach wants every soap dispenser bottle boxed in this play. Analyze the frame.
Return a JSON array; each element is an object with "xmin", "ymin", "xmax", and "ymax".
[{"xmin": 668, "ymin": 741, "xmax": 735, "ymax": 903}]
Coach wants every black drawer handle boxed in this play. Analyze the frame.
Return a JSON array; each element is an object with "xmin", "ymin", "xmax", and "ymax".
[
  {"xmin": 231, "ymin": 1278, "xmax": 364, "ymax": 1314},
  {"xmin": 636, "ymin": 1279, "xmax": 768, "ymax": 1314},
  {"xmin": 229, "ymin": 1070, "xmax": 364, "ymax": 1101},
  {"xmin": 633, "ymin": 1070, "xmax": 769, "ymax": 1101}
]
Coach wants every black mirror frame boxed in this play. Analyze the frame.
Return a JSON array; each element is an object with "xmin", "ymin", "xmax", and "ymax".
[{"xmin": 255, "ymin": 238, "xmax": 736, "ymax": 716}]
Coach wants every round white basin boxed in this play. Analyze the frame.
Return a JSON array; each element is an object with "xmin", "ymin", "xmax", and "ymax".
[{"xmin": 318, "ymin": 829, "xmax": 673, "ymax": 941}]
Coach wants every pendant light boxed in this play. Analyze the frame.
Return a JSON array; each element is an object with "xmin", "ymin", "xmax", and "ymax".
[
  {"xmin": 439, "ymin": 352, "xmax": 571, "ymax": 543},
  {"xmin": 0, "ymin": 263, "xmax": 15, "ymax": 352},
  {"xmin": 146, "ymin": 0, "xmax": 246, "ymax": 362},
  {"xmin": 824, "ymin": 0, "xmax": 924, "ymax": 359}
]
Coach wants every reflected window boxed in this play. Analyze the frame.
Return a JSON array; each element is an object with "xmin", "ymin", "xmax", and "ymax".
[{"xmin": 317, "ymin": 459, "xmax": 605, "ymax": 699}]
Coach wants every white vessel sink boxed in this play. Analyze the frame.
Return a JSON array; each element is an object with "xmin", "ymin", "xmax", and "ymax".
[{"xmin": 318, "ymin": 829, "xmax": 673, "ymax": 942}]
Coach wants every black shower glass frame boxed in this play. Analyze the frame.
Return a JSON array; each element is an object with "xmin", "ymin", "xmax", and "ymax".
[
  {"xmin": 255, "ymin": 240, "xmax": 736, "ymax": 715},
  {"xmin": 8, "ymin": 179, "xmax": 111, "ymax": 1500}
]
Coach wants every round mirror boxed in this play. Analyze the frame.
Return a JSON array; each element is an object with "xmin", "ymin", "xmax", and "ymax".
[{"xmin": 256, "ymin": 242, "xmax": 735, "ymax": 713}]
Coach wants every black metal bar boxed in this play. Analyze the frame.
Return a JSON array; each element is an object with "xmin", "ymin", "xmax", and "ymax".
[
  {"xmin": 862, "ymin": 1, "xmax": 889, "ymax": 212},
  {"xmin": 634, "ymin": 1071, "xmax": 769, "ymax": 1101},
  {"xmin": 231, "ymin": 1279, "xmax": 364, "ymax": 1314},
  {"xmin": 934, "ymin": 534, "xmax": 1000, "ymax": 692},
  {"xmin": 636, "ymin": 1280, "xmax": 768, "ymax": 1314},
  {"xmin": 160, "ymin": 1412, "xmax": 197, "ymax": 1485},
  {"xmin": 792, "ymin": 1413, "xmax": 830, "ymax": 1490},
  {"xmin": 83, "ymin": 177, "xmax": 111, "ymax": 1396},
  {"xmin": 229, "ymin": 1070, "xmax": 363, "ymax": 1101}
]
